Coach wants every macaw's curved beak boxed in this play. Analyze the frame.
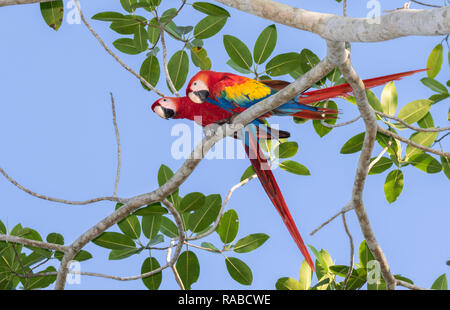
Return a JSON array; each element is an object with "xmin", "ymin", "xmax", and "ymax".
[
  {"xmin": 193, "ymin": 90, "xmax": 210, "ymax": 102},
  {"xmin": 154, "ymin": 105, "xmax": 175, "ymax": 119}
]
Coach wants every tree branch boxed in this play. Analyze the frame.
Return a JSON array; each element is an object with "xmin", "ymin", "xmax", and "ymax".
[
  {"xmin": 110, "ymin": 93, "xmax": 121, "ymax": 197},
  {"xmin": 0, "ymin": 0, "xmax": 53, "ymax": 6},
  {"xmin": 377, "ymin": 126, "xmax": 450, "ymax": 157},
  {"xmin": 376, "ymin": 111, "xmax": 450, "ymax": 133},
  {"xmin": 214, "ymin": 0, "xmax": 450, "ymax": 42},
  {"xmin": 339, "ymin": 57, "xmax": 397, "ymax": 290},
  {"xmin": 0, "ymin": 234, "xmax": 69, "ymax": 252}
]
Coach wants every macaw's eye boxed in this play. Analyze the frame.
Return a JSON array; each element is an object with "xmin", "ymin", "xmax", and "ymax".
[
  {"xmin": 163, "ymin": 99, "xmax": 167, "ymax": 102},
  {"xmin": 193, "ymin": 82, "xmax": 197, "ymax": 86}
]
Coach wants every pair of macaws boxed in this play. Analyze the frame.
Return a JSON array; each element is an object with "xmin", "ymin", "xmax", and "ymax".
[{"xmin": 152, "ymin": 68, "xmax": 425, "ymax": 270}]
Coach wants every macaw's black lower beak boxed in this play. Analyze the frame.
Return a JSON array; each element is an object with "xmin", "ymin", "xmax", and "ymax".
[
  {"xmin": 154, "ymin": 105, "xmax": 175, "ymax": 119},
  {"xmin": 194, "ymin": 90, "xmax": 210, "ymax": 102},
  {"xmin": 163, "ymin": 107, "xmax": 175, "ymax": 119}
]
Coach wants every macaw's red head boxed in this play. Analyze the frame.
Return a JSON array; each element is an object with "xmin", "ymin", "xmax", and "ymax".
[
  {"xmin": 186, "ymin": 70, "xmax": 225, "ymax": 104},
  {"xmin": 151, "ymin": 97, "xmax": 183, "ymax": 121}
]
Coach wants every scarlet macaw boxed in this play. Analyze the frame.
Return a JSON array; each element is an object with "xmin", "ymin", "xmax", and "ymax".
[{"xmin": 179, "ymin": 68, "xmax": 426, "ymax": 269}]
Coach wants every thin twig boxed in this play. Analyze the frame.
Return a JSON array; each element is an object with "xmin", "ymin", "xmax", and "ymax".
[
  {"xmin": 377, "ymin": 126, "xmax": 450, "ymax": 157},
  {"xmin": 156, "ymin": 14, "xmax": 180, "ymax": 97},
  {"xmin": 368, "ymin": 138, "xmax": 392, "ymax": 172},
  {"xmin": 410, "ymin": 0, "xmax": 441, "ymax": 8},
  {"xmin": 0, "ymin": 166, "xmax": 127, "ymax": 205},
  {"xmin": 321, "ymin": 115, "xmax": 361, "ymax": 128},
  {"xmin": 341, "ymin": 213, "xmax": 354, "ymax": 290},
  {"xmin": 310, "ymin": 202, "xmax": 354, "ymax": 236},
  {"xmin": 396, "ymin": 279, "xmax": 430, "ymax": 290},
  {"xmin": 0, "ymin": 234, "xmax": 69, "ymax": 252},
  {"xmin": 376, "ymin": 111, "xmax": 450, "ymax": 133},
  {"xmin": 110, "ymin": 93, "xmax": 121, "ymax": 197},
  {"xmin": 74, "ymin": 0, "xmax": 165, "ymax": 97}
]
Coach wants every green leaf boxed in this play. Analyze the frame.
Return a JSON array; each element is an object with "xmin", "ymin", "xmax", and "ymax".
[
  {"xmin": 405, "ymin": 131, "xmax": 438, "ymax": 159},
  {"xmin": 431, "ymin": 274, "xmax": 448, "ymax": 290},
  {"xmin": 366, "ymin": 89, "xmax": 383, "ymax": 113},
  {"xmin": 141, "ymin": 257, "xmax": 162, "ymax": 290},
  {"xmin": 73, "ymin": 250, "xmax": 93, "ymax": 262},
  {"xmin": 40, "ymin": 1, "xmax": 64, "ymax": 31},
  {"xmin": 359, "ymin": 240, "xmax": 375, "ymax": 269},
  {"xmin": 0, "ymin": 221, "xmax": 6, "ymax": 234},
  {"xmin": 109, "ymin": 248, "xmax": 141, "ymax": 260},
  {"xmin": 253, "ymin": 24, "xmax": 277, "ymax": 65},
  {"xmin": 134, "ymin": 203, "xmax": 168, "ymax": 216},
  {"xmin": 134, "ymin": 24, "xmax": 149, "ymax": 52},
  {"xmin": 147, "ymin": 18, "xmax": 160, "ymax": 45},
  {"xmin": 188, "ymin": 194, "xmax": 222, "ymax": 233},
  {"xmin": 190, "ymin": 47, "xmax": 212, "ymax": 71},
  {"xmin": 266, "ymin": 53, "xmax": 301, "ymax": 77},
  {"xmin": 139, "ymin": 55, "xmax": 160, "ymax": 90},
  {"xmin": 313, "ymin": 101, "xmax": 338, "ymax": 137},
  {"xmin": 279, "ymin": 160, "xmax": 310, "ymax": 175},
  {"xmin": 193, "ymin": 15, "xmax": 228, "ymax": 39},
  {"xmin": 421, "ymin": 77, "xmax": 448, "ymax": 94},
  {"xmin": 24, "ymin": 266, "xmax": 57, "ymax": 290},
  {"xmin": 240, "ymin": 165, "xmax": 255, "ymax": 182},
  {"xmin": 193, "ymin": 2, "xmax": 230, "ymax": 16},
  {"xmin": 120, "ymin": 0, "xmax": 138, "ymax": 13},
  {"xmin": 110, "ymin": 15, "xmax": 146, "ymax": 35},
  {"xmin": 176, "ymin": 251, "xmax": 201, "ymax": 290},
  {"xmin": 381, "ymin": 82, "xmax": 398, "ymax": 116},
  {"xmin": 157, "ymin": 164, "xmax": 179, "ymax": 206},
  {"xmin": 117, "ymin": 210, "xmax": 141, "ymax": 240},
  {"xmin": 180, "ymin": 192, "xmax": 206, "ymax": 213},
  {"xmin": 168, "ymin": 50, "xmax": 189, "ymax": 91},
  {"xmin": 142, "ymin": 215, "xmax": 162, "ymax": 240},
  {"xmin": 223, "ymin": 35, "xmax": 253, "ymax": 71},
  {"xmin": 429, "ymin": 93, "xmax": 450, "ymax": 104},
  {"xmin": 441, "ymin": 156, "xmax": 450, "ymax": 179},
  {"xmin": 298, "ymin": 260, "xmax": 313, "ymax": 290},
  {"xmin": 226, "ymin": 59, "xmax": 251, "ymax": 74},
  {"xmin": 225, "ymin": 257, "xmax": 253, "ymax": 285},
  {"xmin": 113, "ymin": 38, "xmax": 141, "ymax": 55},
  {"xmin": 160, "ymin": 216, "xmax": 179, "ymax": 238},
  {"xmin": 275, "ymin": 277, "xmax": 302, "ymax": 290},
  {"xmin": 368, "ymin": 157, "xmax": 393, "ymax": 175},
  {"xmin": 384, "ymin": 169, "xmax": 404, "ymax": 203},
  {"xmin": 46, "ymin": 233, "xmax": 64, "ymax": 245},
  {"xmin": 427, "ymin": 44, "xmax": 444, "ymax": 79},
  {"xmin": 92, "ymin": 12, "xmax": 126, "ymax": 22},
  {"xmin": 218, "ymin": 209, "xmax": 239, "ymax": 244},
  {"xmin": 299, "ymin": 49, "xmax": 320, "ymax": 73},
  {"xmin": 200, "ymin": 242, "xmax": 220, "ymax": 253},
  {"xmin": 233, "ymin": 233, "xmax": 269, "ymax": 253},
  {"xmin": 417, "ymin": 112, "xmax": 435, "ymax": 129},
  {"xmin": 340, "ymin": 132, "xmax": 365, "ymax": 154},
  {"xmin": 396, "ymin": 99, "xmax": 432, "ymax": 126},
  {"xmin": 408, "ymin": 153, "xmax": 442, "ymax": 174},
  {"xmin": 92, "ymin": 232, "xmax": 136, "ymax": 250},
  {"xmin": 274, "ymin": 141, "xmax": 298, "ymax": 158}
]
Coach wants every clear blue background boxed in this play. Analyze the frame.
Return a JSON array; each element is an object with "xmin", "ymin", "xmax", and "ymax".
[{"xmin": 0, "ymin": 0, "xmax": 448, "ymax": 290}]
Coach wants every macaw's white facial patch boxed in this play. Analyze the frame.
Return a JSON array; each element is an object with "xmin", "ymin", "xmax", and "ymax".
[
  {"xmin": 188, "ymin": 80, "xmax": 209, "ymax": 103},
  {"xmin": 154, "ymin": 105, "xmax": 166, "ymax": 119}
]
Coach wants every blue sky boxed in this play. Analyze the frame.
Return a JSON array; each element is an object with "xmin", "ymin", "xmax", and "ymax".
[{"xmin": 0, "ymin": 0, "xmax": 448, "ymax": 290}]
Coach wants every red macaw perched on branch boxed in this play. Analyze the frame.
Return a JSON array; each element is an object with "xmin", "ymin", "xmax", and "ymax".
[{"xmin": 178, "ymin": 68, "xmax": 426, "ymax": 269}]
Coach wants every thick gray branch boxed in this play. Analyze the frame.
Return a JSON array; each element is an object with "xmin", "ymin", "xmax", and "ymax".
[
  {"xmin": 0, "ymin": 0, "xmax": 52, "ymax": 6},
  {"xmin": 215, "ymin": 0, "xmax": 450, "ymax": 42},
  {"xmin": 339, "ymin": 57, "xmax": 397, "ymax": 290}
]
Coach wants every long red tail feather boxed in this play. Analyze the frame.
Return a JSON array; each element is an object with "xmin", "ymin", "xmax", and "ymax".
[
  {"xmin": 243, "ymin": 128, "xmax": 315, "ymax": 270},
  {"xmin": 298, "ymin": 69, "xmax": 427, "ymax": 104}
]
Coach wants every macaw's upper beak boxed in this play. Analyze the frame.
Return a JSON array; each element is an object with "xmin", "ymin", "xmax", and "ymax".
[
  {"xmin": 193, "ymin": 90, "xmax": 210, "ymax": 102},
  {"xmin": 154, "ymin": 105, "xmax": 175, "ymax": 119}
]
